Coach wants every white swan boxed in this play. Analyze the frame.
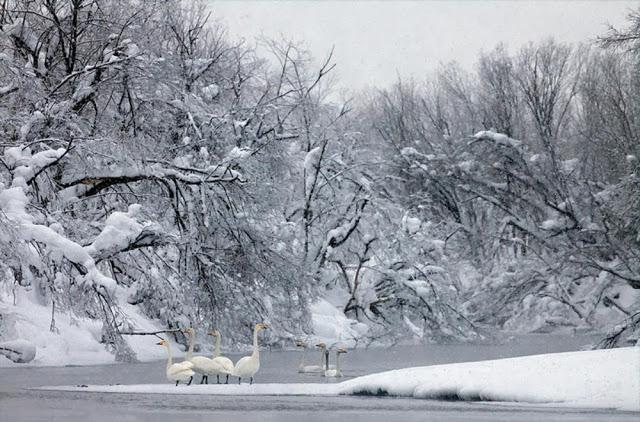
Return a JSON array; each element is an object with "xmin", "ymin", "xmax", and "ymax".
[
  {"xmin": 208, "ymin": 329, "xmax": 235, "ymax": 384},
  {"xmin": 233, "ymin": 322, "xmax": 268, "ymax": 384},
  {"xmin": 157, "ymin": 338, "xmax": 195, "ymax": 386},
  {"xmin": 182, "ymin": 327, "xmax": 235, "ymax": 384},
  {"xmin": 296, "ymin": 340, "xmax": 325, "ymax": 373},
  {"xmin": 324, "ymin": 348, "xmax": 347, "ymax": 378},
  {"xmin": 316, "ymin": 342, "xmax": 336, "ymax": 370},
  {"xmin": 182, "ymin": 327, "xmax": 211, "ymax": 385}
]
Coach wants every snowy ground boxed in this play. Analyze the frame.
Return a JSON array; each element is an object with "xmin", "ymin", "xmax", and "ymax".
[{"xmin": 36, "ymin": 347, "xmax": 640, "ymax": 411}]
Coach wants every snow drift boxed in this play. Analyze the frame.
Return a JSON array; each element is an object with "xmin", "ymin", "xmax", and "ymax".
[
  {"xmin": 37, "ymin": 347, "xmax": 640, "ymax": 411},
  {"xmin": 340, "ymin": 347, "xmax": 640, "ymax": 411}
]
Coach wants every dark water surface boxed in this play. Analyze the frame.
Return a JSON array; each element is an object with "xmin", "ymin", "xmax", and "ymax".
[{"xmin": 1, "ymin": 334, "xmax": 637, "ymax": 421}]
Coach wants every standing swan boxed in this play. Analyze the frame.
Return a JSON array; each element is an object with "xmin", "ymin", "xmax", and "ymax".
[
  {"xmin": 296, "ymin": 340, "xmax": 326, "ymax": 373},
  {"xmin": 208, "ymin": 330, "xmax": 235, "ymax": 384},
  {"xmin": 233, "ymin": 323, "xmax": 269, "ymax": 384},
  {"xmin": 157, "ymin": 338, "xmax": 195, "ymax": 386},
  {"xmin": 183, "ymin": 327, "xmax": 212, "ymax": 384},
  {"xmin": 324, "ymin": 348, "xmax": 347, "ymax": 378}
]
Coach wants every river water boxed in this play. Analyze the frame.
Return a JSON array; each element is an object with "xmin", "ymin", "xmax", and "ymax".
[{"xmin": 0, "ymin": 334, "xmax": 637, "ymax": 421}]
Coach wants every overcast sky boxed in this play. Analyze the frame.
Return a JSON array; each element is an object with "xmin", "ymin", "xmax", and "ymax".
[{"xmin": 208, "ymin": 1, "xmax": 638, "ymax": 92}]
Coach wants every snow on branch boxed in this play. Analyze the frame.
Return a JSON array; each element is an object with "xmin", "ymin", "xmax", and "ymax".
[
  {"xmin": 0, "ymin": 148, "xmax": 165, "ymax": 294},
  {"xmin": 50, "ymin": 54, "xmax": 141, "ymax": 96},
  {"xmin": 0, "ymin": 83, "xmax": 18, "ymax": 97},
  {"xmin": 86, "ymin": 204, "xmax": 169, "ymax": 263},
  {"xmin": 472, "ymin": 130, "xmax": 522, "ymax": 148},
  {"xmin": 4, "ymin": 144, "xmax": 70, "ymax": 185},
  {"xmin": 61, "ymin": 162, "xmax": 245, "ymax": 199},
  {"xmin": 315, "ymin": 198, "xmax": 369, "ymax": 267},
  {"xmin": 22, "ymin": 223, "xmax": 118, "ymax": 292}
]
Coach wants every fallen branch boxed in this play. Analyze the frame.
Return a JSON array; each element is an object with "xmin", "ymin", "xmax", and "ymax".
[{"xmin": 118, "ymin": 329, "xmax": 182, "ymax": 337}]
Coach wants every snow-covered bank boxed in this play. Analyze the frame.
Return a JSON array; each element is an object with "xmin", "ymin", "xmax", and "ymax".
[
  {"xmin": 36, "ymin": 347, "xmax": 640, "ymax": 411},
  {"xmin": 0, "ymin": 294, "xmax": 360, "ymax": 367},
  {"xmin": 340, "ymin": 347, "xmax": 640, "ymax": 411},
  {"xmin": 0, "ymin": 290, "xmax": 178, "ymax": 367}
]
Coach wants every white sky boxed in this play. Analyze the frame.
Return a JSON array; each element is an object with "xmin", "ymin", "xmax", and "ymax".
[{"xmin": 208, "ymin": 1, "xmax": 638, "ymax": 92}]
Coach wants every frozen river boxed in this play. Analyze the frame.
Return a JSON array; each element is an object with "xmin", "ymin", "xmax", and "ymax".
[{"xmin": 1, "ymin": 334, "xmax": 637, "ymax": 421}]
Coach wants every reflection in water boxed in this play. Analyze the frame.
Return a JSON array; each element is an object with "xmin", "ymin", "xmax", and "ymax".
[{"xmin": 0, "ymin": 334, "xmax": 636, "ymax": 421}]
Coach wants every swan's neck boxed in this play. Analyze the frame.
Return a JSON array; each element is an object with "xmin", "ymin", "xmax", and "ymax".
[
  {"xmin": 252, "ymin": 327, "xmax": 260, "ymax": 357},
  {"xmin": 299, "ymin": 347, "xmax": 307, "ymax": 367},
  {"xmin": 213, "ymin": 335, "xmax": 221, "ymax": 359},
  {"xmin": 187, "ymin": 331, "xmax": 195, "ymax": 360},
  {"xmin": 165, "ymin": 343, "xmax": 173, "ymax": 369}
]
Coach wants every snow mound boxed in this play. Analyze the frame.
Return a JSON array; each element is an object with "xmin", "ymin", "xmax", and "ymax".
[
  {"xmin": 339, "ymin": 347, "xmax": 640, "ymax": 411},
  {"xmin": 0, "ymin": 339, "xmax": 36, "ymax": 363}
]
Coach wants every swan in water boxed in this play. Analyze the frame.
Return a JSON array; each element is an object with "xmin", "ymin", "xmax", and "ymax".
[
  {"xmin": 157, "ymin": 338, "xmax": 195, "ymax": 386},
  {"xmin": 324, "ymin": 348, "xmax": 347, "ymax": 378},
  {"xmin": 316, "ymin": 342, "xmax": 336, "ymax": 370},
  {"xmin": 296, "ymin": 340, "xmax": 325, "ymax": 373},
  {"xmin": 208, "ymin": 329, "xmax": 235, "ymax": 384},
  {"xmin": 233, "ymin": 322, "xmax": 269, "ymax": 384}
]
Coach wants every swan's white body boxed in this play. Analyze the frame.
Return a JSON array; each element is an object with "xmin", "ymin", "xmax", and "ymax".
[
  {"xmin": 158, "ymin": 339, "xmax": 194, "ymax": 385},
  {"xmin": 208, "ymin": 331, "xmax": 235, "ymax": 383},
  {"xmin": 297, "ymin": 341, "xmax": 325, "ymax": 373},
  {"xmin": 324, "ymin": 348, "xmax": 347, "ymax": 378},
  {"xmin": 233, "ymin": 323, "xmax": 268, "ymax": 384},
  {"xmin": 184, "ymin": 328, "xmax": 208, "ymax": 379},
  {"xmin": 184, "ymin": 328, "xmax": 235, "ymax": 384}
]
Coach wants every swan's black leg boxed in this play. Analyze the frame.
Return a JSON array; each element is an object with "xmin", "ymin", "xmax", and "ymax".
[
  {"xmin": 238, "ymin": 377, "xmax": 241, "ymax": 385},
  {"xmin": 187, "ymin": 376, "xmax": 193, "ymax": 386},
  {"xmin": 217, "ymin": 375, "xmax": 220, "ymax": 384},
  {"xmin": 200, "ymin": 375, "xmax": 206, "ymax": 384},
  {"xmin": 205, "ymin": 375, "xmax": 208, "ymax": 384},
  {"xmin": 225, "ymin": 374, "xmax": 229, "ymax": 384},
  {"xmin": 175, "ymin": 380, "xmax": 179, "ymax": 387},
  {"xmin": 250, "ymin": 377, "xmax": 253, "ymax": 385}
]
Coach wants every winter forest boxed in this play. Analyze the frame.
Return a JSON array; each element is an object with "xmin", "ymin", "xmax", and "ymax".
[{"xmin": 0, "ymin": 0, "xmax": 639, "ymax": 370}]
